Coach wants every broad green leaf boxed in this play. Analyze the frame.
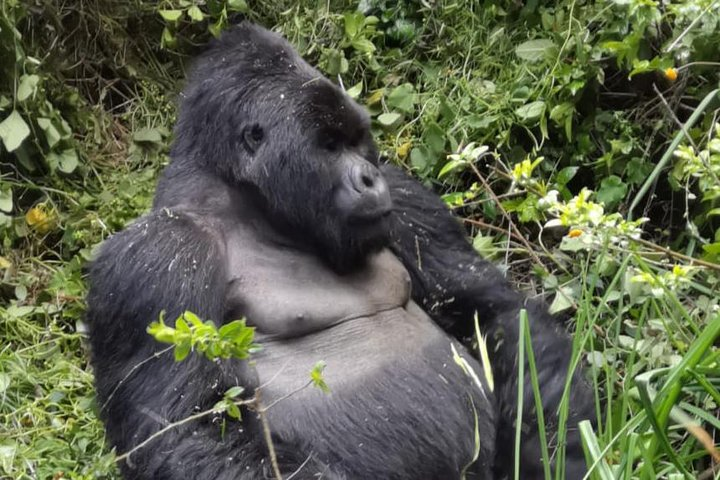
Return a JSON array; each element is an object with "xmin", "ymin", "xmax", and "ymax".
[
  {"xmin": 219, "ymin": 320, "xmax": 244, "ymax": 338},
  {"xmin": 377, "ymin": 112, "xmax": 402, "ymax": 127},
  {"xmin": 438, "ymin": 159, "xmax": 466, "ymax": 179},
  {"xmin": 410, "ymin": 146, "xmax": 431, "ymax": 171},
  {"xmin": 0, "ymin": 187, "xmax": 12, "ymax": 212},
  {"xmin": 133, "ymin": 127, "xmax": 163, "ymax": 144},
  {"xmin": 225, "ymin": 386, "xmax": 244, "ymax": 398},
  {"xmin": 161, "ymin": 27, "xmax": 177, "ymax": 49},
  {"xmin": 387, "ymin": 83, "xmax": 416, "ymax": 114},
  {"xmin": 187, "ymin": 6, "xmax": 204, "ymax": 22},
  {"xmin": 346, "ymin": 81, "xmax": 363, "ymax": 99},
  {"xmin": 37, "ymin": 117, "xmax": 61, "ymax": 147},
  {"xmin": 515, "ymin": 101, "xmax": 546, "ymax": 121},
  {"xmin": 423, "ymin": 123, "xmax": 445, "ymax": 154},
  {"xmin": 0, "ymin": 111, "xmax": 30, "ymax": 152},
  {"xmin": 17, "ymin": 74, "xmax": 40, "ymax": 102},
  {"xmin": 515, "ymin": 39, "xmax": 555, "ymax": 62},
  {"xmin": 226, "ymin": 0, "xmax": 248, "ymax": 12},
  {"xmin": 226, "ymin": 401, "xmax": 241, "ymax": 419},
  {"xmin": 556, "ymin": 166, "xmax": 578, "ymax": 187},
  {"xmin": 351, "ymin": 38, "xmax": 376, "ymax": 54},
  {"xmin": 549, "ymin": 286, "xmax": 575, "ymax": 314},
  {"xmin": 159, "ymin": 9, "xmax": 183, "ymax": 22},
  {"xmin": 596, "ymin": 175, "xmax": 627, "ymax": 208},
  {"xmin": 174, "ymin": 340, "xmax": 191, "ymax": 361},
  {"xmin": 58, "ymin": 149, "xmax": 78, "ymax": 173},
  {"xmin": 343, "ymin": 12, "xmax": 363, "ymax": 38}
]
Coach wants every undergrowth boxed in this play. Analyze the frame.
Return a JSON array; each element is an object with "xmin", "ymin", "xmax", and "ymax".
[{"xmin": 1, "ymin": 0, "xmax": 719, "ymax": 478}]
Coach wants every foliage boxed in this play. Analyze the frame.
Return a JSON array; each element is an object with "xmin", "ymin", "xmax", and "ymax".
[
  {"xmin": 147, "ymin": 311, "xmax": 261, "ymax": 362},
  {"xmin": 1, "ymin": 0, "xmax": 720, "ymax": 478}
]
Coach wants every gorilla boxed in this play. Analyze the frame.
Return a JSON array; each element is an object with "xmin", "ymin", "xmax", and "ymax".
[{"xmin": 87, "ymin": 23, "xmax": 594, "ymax": 480}]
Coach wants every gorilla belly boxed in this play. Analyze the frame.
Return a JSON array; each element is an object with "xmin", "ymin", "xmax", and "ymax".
[{"xmin": 253, "ymin": 306, "xmax": 494, "ymax": 478}]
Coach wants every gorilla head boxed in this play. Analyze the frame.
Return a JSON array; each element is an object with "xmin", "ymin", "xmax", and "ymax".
[{"xmin": 170, "ymin": 24, "xmax": 391, "ymax": 271}]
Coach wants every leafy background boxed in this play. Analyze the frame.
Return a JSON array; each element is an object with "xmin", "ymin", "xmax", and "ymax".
[{"xmin": 1, "ymin": 0, "xmax": 719, "ymax": 478}]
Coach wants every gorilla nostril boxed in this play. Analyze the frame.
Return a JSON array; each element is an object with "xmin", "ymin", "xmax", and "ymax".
[{"xmin": 361, "ymin": 174, "xmax": 374, "ymax": 188}]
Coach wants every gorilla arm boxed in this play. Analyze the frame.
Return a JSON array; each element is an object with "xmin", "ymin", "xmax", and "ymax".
[
  {"xmin": 87, "ymin": 209, "xmax": 338, "ymax": 480},
  {"xmin": 381, "ymin": 165, "xmax": 595, "ymax": 479}
]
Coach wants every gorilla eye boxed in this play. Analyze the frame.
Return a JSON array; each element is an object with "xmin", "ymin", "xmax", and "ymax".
[
  {"xmin": 243, "ymin": 124, "xmax": 264, "ymax": 154},
  {"xmin": 322, "ymin": 137, "xmax": 341, "ymax": 152}
]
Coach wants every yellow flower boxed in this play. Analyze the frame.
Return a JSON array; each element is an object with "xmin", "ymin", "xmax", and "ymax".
[
  {"xmin": 664, "ymin": 67, "xmax": 678, "ymax": 82},
  {"xmin": 568, "ymin": 228, "xmax": 583, "ymax": 238},
  {"xmin": 396, "ymin": 141, "xmax": 412, "ymax": 159},
  {"xmin": 25, "ymin": 204, "xmax": 55, "ymax": 233}
]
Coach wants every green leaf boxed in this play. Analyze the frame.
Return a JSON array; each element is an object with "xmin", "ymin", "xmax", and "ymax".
[
  {"xmin": 226, "ymin": 401, "xmax": 241, "ymax": 419},
  {"xmin": 377, "ymin": 112, "xmax": 402, "ymax": 127},
  {"xmin": 515, "ymin": 101, "xmax": 546, "ymax": 121},
  {"xmin": 158, "ymin": 9, "xmax": 183, "ymax": 22},
  {"xmin": 323, "ymin": 49, "xmax": 348, "ymax": 76},
  {"xmin": 0, "ymin": 111, "xmax": 30, "ymax": 152},
  {"xmin": 133, "ymin": 128, "xmax": 163, "ymax": 144},
  {"xmin": 345, "ymin": 81, "xmax": 363, "ymax": 99},
  {"xmin": 438, "ymin": 159, "xmax": 467, "ymax": 179},
  {"xmin": 17, "ymin": 74, "xmax": 40, "ymax": 102},
  {"xmin": 343, "ymin": 12, "xmax": 364, "ymax": 38},
  {"xmin": 174, "ymin": 340, "xmax": 191, "ymax": 361},
  {"xmin": 219, "ymin": 320, "xmax": 244, "ymax": 338},
  {"xmin": 161, "ymin": 27, "xmax": 177, "ymax": 49},
  {"xmin": 515, "ymin": 39, "xmax": 555, "ymax": 62},
  {"xmin": 147, "ymin": 321, "xmax": 176, "ymax": 344},
  {"xmin": 226, "ymin": 0, "xmax": 248, "ymax": 12},
  {"xmin": 556, "ymin": 166, "xmax": 578, "ymax": 187},
  {"xmin": 0, "ymin": 187, "xmax": 12, "ymax": 212},
  {"xmin": 596, "ymin": 175, "xmax": 628, "ymax": 209},
  {"xmin": 410, "ymin": 146, "xmax": 431, "ymax": 172},
  {"xmin": 423, "ymin": 123, "xmax": 445, "ymax": 155},
  {"xmin": 351, "ymin": 37, "xmax": 376, "ymax": 54},
  {"xmin": 225, "ymin": 386, "xmax": 245, "ymax": 398},
  {"xmin": 58, "ymin": 149, "xmax": 78, "ymax": 173},
  {"xmin": 310, "ymin": 361, "xmax": 330, "ymax": 393},
  {"xmin": 387, "ymin": 83, "xmax": 416, "ymax": 114},
  {"xmin": 187, "ymin": 6, "xmax": 204, "ymax": 22},
  {"xmin": 37, "ymin": 117, "xmax": 61, "ymax": 147},
  {"xmin": 549, "ymin": 286, "xmax": 576, "ymax": 314}
]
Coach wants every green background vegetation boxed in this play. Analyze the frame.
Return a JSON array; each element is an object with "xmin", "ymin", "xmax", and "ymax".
[{"xmin": 1, "ymin": 0, "xmax": 719, "ymax": 478}]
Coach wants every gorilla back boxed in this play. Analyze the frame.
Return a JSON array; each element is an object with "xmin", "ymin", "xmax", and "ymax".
[{"xmin": 87, "ymin": 22, "xmax": 594, "ymax": 480}]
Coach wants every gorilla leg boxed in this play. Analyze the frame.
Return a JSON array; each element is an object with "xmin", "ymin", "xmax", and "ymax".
[{"xmin": 382, "ymin": 164, "xmax": 595, "ymax": 479}]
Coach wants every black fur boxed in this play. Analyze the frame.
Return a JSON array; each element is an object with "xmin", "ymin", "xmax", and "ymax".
[{"xmin": 87, "ymin": 23, "xmax": 594, "ymax": 480}]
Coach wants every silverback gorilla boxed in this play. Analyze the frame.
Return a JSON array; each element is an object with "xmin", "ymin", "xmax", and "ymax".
[{"xmin": 87, "ymin": 23, "xmax": 594, "ymax": 480}]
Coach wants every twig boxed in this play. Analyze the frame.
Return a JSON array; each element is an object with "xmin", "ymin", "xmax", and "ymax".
[
  {"xmin": 285, "ymin": 454, "xmax": 315, "ymax": 480},
  {"xmin": 114, "ymin": 397, "xmax": 256, "ymax": 464},
  {"xmin": 665, "ymin": 0, "xmax": 720, "ymax": 53},
  {"xmin": 255, "ymin": 389, "xmax": 283, "ymax": 480},
  {"xmin": 467, "ymin": 163, "xmax": 544, "ymax": 267},
  {"xmin": 653, "ymin": 83, "xmax": 695, "ymax": 149},
  {"xmin": 630, "ymin": 237, "xmax": 720, "ymax": 271},
  {"xmin": 462, "ymin": 217, "xmax": 530, "ymax": 244}
]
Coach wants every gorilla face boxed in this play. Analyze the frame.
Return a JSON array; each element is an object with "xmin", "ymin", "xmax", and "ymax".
[{"xmin": 171, "ymin": 24, "xmax": 391, "ymax": 271}]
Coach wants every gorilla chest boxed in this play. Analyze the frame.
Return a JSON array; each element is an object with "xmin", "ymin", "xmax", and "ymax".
[{"xmin": 224, "ymin": 237, "xmax": 412, "ymax": 337}]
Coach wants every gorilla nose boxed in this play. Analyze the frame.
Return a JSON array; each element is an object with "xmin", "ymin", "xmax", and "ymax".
[
  {"xmin": 347, "ymin": 163, "xmax": 392, "ymax": 218},
  {"xmin": 350, "ymin": 163, "xmax": 383, "ymax": 193}
]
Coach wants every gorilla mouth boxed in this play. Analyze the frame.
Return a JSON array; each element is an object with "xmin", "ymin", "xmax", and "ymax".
[{"xmin": 348, "ymin": 207, "xmax": 392, "ymax": 224}]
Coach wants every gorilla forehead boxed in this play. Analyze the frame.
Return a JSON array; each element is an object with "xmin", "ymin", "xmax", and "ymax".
[{"xmin": 182, "ymin": 23, "xmax": 368, "ymax": 131}]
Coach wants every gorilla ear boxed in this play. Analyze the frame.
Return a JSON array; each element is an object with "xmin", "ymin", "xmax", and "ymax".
[{"xmin": 242, "ymin": 124, "xmax": 264, "ymax": 154}]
